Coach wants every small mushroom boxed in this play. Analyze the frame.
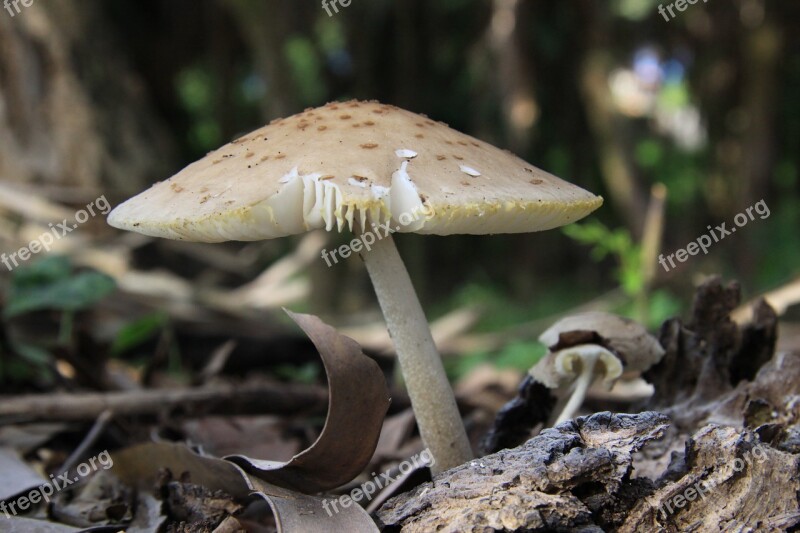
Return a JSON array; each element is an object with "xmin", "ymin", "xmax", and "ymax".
[
  {"xmin": 107, "ymin": 100, "xmax": 603, "ymax": 473},
  {"xmin": 530, "ymin": 312, "xmax": 665, "ymax": 426}
]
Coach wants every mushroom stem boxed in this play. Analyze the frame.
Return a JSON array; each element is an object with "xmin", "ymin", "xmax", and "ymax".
[
  {"xmin": 553, "ymin": 351, "xmax": 599, "ymax": 426},
  {"xmin": 360, "ymin": 232, "xmax": 472, "ymax": 473}
]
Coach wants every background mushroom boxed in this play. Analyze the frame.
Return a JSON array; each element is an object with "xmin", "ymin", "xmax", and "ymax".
[
  {"xmin": 530, "ymin": 311, "xmax": 665, "ymax": 425},
  {"xmin": 107, "ymin": 100, "xmax": 602, "ymax": 473}
]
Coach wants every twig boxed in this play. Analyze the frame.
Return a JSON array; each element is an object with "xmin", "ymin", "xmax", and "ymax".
[
  {"xmin": 59, "ymin": 409, "xmax": 113, "ymax": 473},
  {"xmin": 638, "ymin": 183, "xmax": 668, "ymax": 322},
  {"xmin": 0, "ymin": 382, "xmax": 333, "ymax": 424}
]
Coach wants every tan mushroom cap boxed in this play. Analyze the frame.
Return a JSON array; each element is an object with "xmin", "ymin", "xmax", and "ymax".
[
  {"xmin": 108, "ymin": 100, "xmax": 602, "ymax": 242},
  {"xmin": 538, "ymin": 311, "xmax": 665, "ymax": 373}
]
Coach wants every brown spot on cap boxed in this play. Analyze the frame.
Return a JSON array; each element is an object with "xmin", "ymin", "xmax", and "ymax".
[
  {"xmin": 360, "ymin": 143, "xmax": 379, "ymax": 149},
  {"xmin": 436, "ymin": 155, "xmax": 446, "ymax": 160},
  {"xmin": 170, "ymin": 183, "xmax": 185, "ymax": 193},
  {"xmin": 340, "ymin": 114, "xmax": 352, "ymax": 120},
  {"xmin": 275, "ymin": 154, "xmax": 286, "ymax": 160},
  {"xmin": 530, "ymin": 179, "xmax": 544, "ymax": 185},
  {"xmin": 317, "ymin": 125, "xmax": 328, "ymax": 131},
  {"xmin": 261, "ymin": 156, "xmax": 269, "ymax": 162},
  {"xmin": 415, "ymin": 134, "xmax": 424, "ymax": 138},
  {"xmin": 363, "ymin": 121, "xmax": 375, "ymax": 126},
  {"xmin": 320, "ymin": 175, "xmax": 335, "ymax": 180},
  {"xmin": 246, "ymin": 152, "xmax": 255, "ymax": 158},
  {"xmin": 458, "ymin": 141, "xmax": 468, "ymax": 146},
  {"xmin": 454, "ymin": 155, "xmax": 464, "ymax": 160}
]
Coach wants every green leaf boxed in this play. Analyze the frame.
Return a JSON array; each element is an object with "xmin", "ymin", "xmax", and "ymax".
[
  {"xmin": 4, "ymin": 258, "xmax": 116, "ymax": 318},
  {"xmin": 111, "ymin": 312, "xmax": 170, "ymax": 356},
  {"xmin": 272, "ymin": 361, "xmax": 321, "ymax": 384},
  {"xmin": 14, "ymin": 343, "xmax": 52, "ymax": 366},
  {"xmin": 10, "ymin": 256, "xmax": 72, "ymax": 286},
  {"xmin": 494, "ymin": 341, "xmax": 547, "ymax": 371}
]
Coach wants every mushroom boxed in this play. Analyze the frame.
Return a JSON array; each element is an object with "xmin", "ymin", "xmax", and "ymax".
[
  {"xmin": 531, "ymin": 312, "xmax": 664, "ymax": 426},
  {"xmin": 107, "ymin": 100, "xmax": 602, "ymax": 473}
]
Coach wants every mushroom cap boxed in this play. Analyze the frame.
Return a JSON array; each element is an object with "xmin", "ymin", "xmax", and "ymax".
[
  {"xmin": 529, "ymin": 344, "xmax": 623, "ymax": 389},
  {"xmin": 538, "ymin": 311, "xmax": 665, "ymax": 373},
  {"xmin": 108, "ymin": 100, "xmax": 602, "ymax": 242}
]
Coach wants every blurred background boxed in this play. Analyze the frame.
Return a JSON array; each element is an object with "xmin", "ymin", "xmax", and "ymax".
[{"xmin": 1, "ymin": 0, "xmax": 798, "ymax": 393}]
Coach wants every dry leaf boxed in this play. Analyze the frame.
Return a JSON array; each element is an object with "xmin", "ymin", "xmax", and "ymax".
[{"xmin": 111, "ymin": 311, "xmax": 389, "ymax": 532}]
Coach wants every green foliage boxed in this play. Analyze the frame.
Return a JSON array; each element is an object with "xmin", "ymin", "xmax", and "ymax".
[
  {"xmin": 447, "ymin": 282, "xmax": 589, "ymax": 334},
  {"xmin": 4, "ymin": 257, "xmax": 116, "ymax": 318},
  {"xmin": 176, "ymin": 66, "xmax": 222, "ymax": 153},
  {"xmin": 613, "ymin": 0, "xmax": 661, "ymax": 21},
  {"xmin": 635, "ymin": 139, "xmax": 664, "ymax": 169},
  {"xmin": 754, "ymin": 199, "xmax": 800, "ymax": 287},
  {"xmin": 493, "ymin": 341, "xmax": 547, "ymax": 371},
  {"xmin": 563, "ymin": 220, "xmax": 682, "ymax": 328},
  {"xmin": 445, "ymin": 341, "xmax": 547, "ymax": 381},
  {"xmin": 563, "ymin": 220, "xmax": 643, "ymax": 297},
  {"xmin": 284, "ymin": 37, "xmax": 326, "ymax": 105},
  {"xmin": 273, "ymin": 361, "xmax": 321, "ymax": 384},
  {"xmin": 111, "ymin": 312, "xmax": 170, "ymax": 356},
  {"xmin": 1, "ymin": 342, "xmax": 55, "ymax": 384}
]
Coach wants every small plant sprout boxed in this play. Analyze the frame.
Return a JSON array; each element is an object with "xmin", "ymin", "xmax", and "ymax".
[
  {"xmin": 530, "ymin": 312, "xmax": 665, "ymax": 426},
  {"xmin": 107, "ymin": 100, "xmax": 603, "ymax": 473}
]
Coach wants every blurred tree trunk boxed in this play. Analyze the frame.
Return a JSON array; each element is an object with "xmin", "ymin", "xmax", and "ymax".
[
  {"xmin": 578, "ymin": 2, "xmax": 648, "ymax": 238},
  {"xmin": 487, "ymin": 0, "xmax": 538, "ymax": 154},
  {"xmin": 223, "ymin": 0, "xmax": 295, "ymax": 119},
  {"xmin": 736, "ymin": 11, "xmax": 782, "ymax": 280},
  {"xmin": 0, "ymin": 0, "xmax": 174, "ymax": 198}
]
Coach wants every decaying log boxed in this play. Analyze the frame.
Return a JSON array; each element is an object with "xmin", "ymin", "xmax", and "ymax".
[
  {"xmin": 378, "ymin": 412, "xmax": 670, "ymax": 532},
  {"xmin": 619, "ymin": 424, "xmax": 800, "ymax": 532},
  {"xmin": 382, "ymin": 278, "xmax": 800, "ymax": 531}
]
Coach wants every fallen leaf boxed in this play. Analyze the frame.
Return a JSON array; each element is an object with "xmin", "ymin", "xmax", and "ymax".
[
  {"xmin": 226, "ymin": 310, "xmax": 390, "ymax": 492},
  {"xmin": 0, "ymin": 447, "xmax": 47, "ymax": 502},
  {"xmin": 112, "ymin": 311, "xmax": 389, "ymax": 532}
]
